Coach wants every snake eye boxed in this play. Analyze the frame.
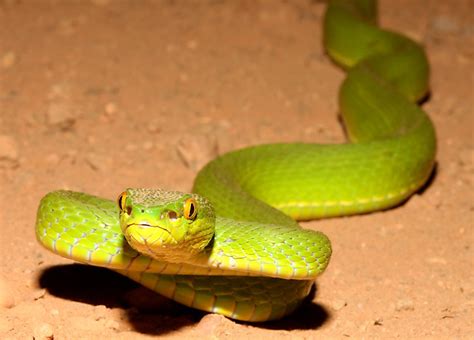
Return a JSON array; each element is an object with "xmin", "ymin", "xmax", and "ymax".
[
  {"xmin": 184, "ymin": 198, "xmax": 197, "ymax": 220},
  {"xmin": 117, "ymin": 192, "xmax": 127, "ymax": 211},
  {"xmin": 118, "ymin": 192, "xmax": 133, "ymax": 215}
]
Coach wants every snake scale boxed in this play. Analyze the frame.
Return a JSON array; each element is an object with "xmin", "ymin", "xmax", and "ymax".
[{"xmin": 36, "ymin": 0, "xmax": 436, "ymax": 322}]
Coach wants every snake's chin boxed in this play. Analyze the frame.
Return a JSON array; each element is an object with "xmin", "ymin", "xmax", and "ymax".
[{"xmin": 123, "ymin": 223, "xmax": 205, "ymax": 264}]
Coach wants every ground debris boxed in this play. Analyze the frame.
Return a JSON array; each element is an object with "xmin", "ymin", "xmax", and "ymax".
[
  {"xmin": 0, "ymin": 276, "xmax": 16, "ymax": 309},
  {"xmin": 32, "ymin": 322, "xmax": 54, "ymax": 340},
  {"xmin": 395, "ymin": 298, "xmax": 415, "ymax": 312},
  {"xmin": 176, "ymin": 134, "xmax": 218, "ymax": 171},
  {"xmin": 1, "ymin": 51, "xmax": 16, "ymax": 68},
  {"xmin": 0, "ymin": 135, "xmax": 19, "ymax": 169}
]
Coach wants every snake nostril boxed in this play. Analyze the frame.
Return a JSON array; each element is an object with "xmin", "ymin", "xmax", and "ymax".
[{"xmin": 168, "ymin": 211, "xmax": 178, "ymax": 221}]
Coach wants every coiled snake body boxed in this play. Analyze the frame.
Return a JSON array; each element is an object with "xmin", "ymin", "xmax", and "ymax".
[{"xmin": 36, "ymin": 0, "xmax": 436, "ymax": 322}]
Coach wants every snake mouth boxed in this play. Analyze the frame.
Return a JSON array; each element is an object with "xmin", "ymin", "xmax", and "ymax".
[{"xmin": 125, "ymin": 223, "xmax": 171, "ymax": 235}]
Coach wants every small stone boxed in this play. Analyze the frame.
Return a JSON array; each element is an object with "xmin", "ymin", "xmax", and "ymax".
[
  {"xmin": 395, "ymin": 298, "xmax": 415, "ymax": 312},
  {"xmin": 69, "ymin": 316, "xmax": 98, "ymax": 331},
  {"xmin": 147, "ymin": 121, "xmax": 161, "ymax": 133},
  {"xmin": 46, "ymin": 102, "xmax": 76, "ymax": 131},
  {"xmin": 0, "ymin": 135, "xmax": 19, "ymax": 168},
  {"xmin": 2, "ymin": 51, "xmax": 16, "ymax": 68},
  {"xmin": 104, "ymin": 319, "xmax": 120, "ymax": 330},
  {"xmin": 57, "ymin": 18, "xmax": 76, "ymax": 36},
  {"xmin": 176, "ymin": 134, "xmax": 218, "ymax": 171},
  {"xmin": 0, "ymin": 276, "xmax": 15, "ymax": 308},
  {"xmin": 65, "ymin": 149, "xmax": 78, "ymax": 163},
  {"xmin": 0, "ymin": 318, "xmax": 13, "ymax": 333},
  {"xmin": 33, "ymin": 289, "xmax": 46, "ymax": 301},
  {"xmin": 431, "ymin": 16, "xmax": 459, "ymax": 33},
  {"xmin": 50, "ymin": 309, "xmax": 59, "ymax": 316},
  {"xmin": 331, "ymin": 299, "xmax": 347, "ymax": 311},
  {"xmin": 87, "ymin": 136, "xmax": 96, "ymax": 144},
  {"xmin": 373, "ymin": 318, "xmax": 383, "ymax": 326},
  {"xmin": 125, "ymin": 143, "xmax": 137, "ymax": 152},
  {"xmin": 196, "ymin": 313, "xmax": 228, "ymax": 334},
  {"xmin": 93, "ymin": 304, "xmax": 107, "ymax": 320},
  {"xmin": 359, "ymin": 320, "xmax": 370, "ymax": 331},
  {"xmin": 85, "ymin": 152, "xmax": 107, "ymax": 172},
  {"xmin": 459, "ymin": 146, "xmax": 474, "ymax": 169},
  {"xmin": 142, "ymin": 141, "xmax": 153, "ymax": 150},
  {"xmin": 426, "ymin": 257, "xmax": 448, "ymax": 265},
  {"xmin": 186, "ymin": 40, "xmax": 198, "ymax": 49},
  {"xmin": 104, "ymin": 102, "xmax": 117, "ymax": 115},
  {"xmin": 45, "ymin": 153, "xmax": 61, "ymax": 166},
  {"xmin": 179, "ymin": 73, "xmax": 189, "ymax": 83},
  {"xmin": 394, "ymin": 223, "xmax": 404, "ymax": 230},
  {"xmin": 33, "ymin": 322, "xmax": 54, "ymax": 340}
]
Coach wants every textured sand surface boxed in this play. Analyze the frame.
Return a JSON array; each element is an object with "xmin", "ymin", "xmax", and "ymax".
[{"xmin": 0, "ymin": 0, "xmax": 473, "ymax": 338}]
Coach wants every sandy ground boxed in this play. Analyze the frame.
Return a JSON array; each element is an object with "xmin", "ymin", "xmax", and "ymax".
[{"xmin": 0, "ymin": 0, "xmax": 473, "ymax": 338}]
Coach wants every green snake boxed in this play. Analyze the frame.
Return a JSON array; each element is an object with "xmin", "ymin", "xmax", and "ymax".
[{"xmin": 36, "ymin": 0, "xmax": 436, "ymax": 322}]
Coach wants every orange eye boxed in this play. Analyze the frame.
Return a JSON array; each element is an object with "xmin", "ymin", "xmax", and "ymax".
[
  {"xmin": 117, "ymin": 191, "xmax": 127, "ymax": 211},
  {"xmin": 183, "ymin": 198, "xmax": 197, "ymax": 220}
]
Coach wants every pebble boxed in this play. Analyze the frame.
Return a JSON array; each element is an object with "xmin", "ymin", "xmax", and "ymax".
[
  {"xmin": 0, "ymin": 134, "xmax": 19, "ymax": 168},
  {"xmin": 125, "ymin": 143, "xmax": 137, "ymax": 152},
  {"xmin": 45, "ymin": 153, "xmax": 61, "ymax": 166},
  {"xmin": 93, "ymin": 304, "xmax": 107, "ymax": 320},
  {"xmin": 33, "ymin": 289, "xmax": 46, "ymax": 301},
  {"xmin": 176, "ymin": 134, "xmax": 218, "ymax": 171},
  {"xmin": 0, "ymin": 276, "xmax": 16, "ymax": 309},
  {"xmin": 0, "ymin": 318, "xmax": 12, "ymax": 333},
  {"xmin": 85, "ymin": 152, "xmax": 107, "ymax": 172},
  {"xmin": 373, "ymin": 318, "xmax": 383, "ymax": 326},
  {"xmin": 196, "ymin": 313, "xmax": 228, "ymax": 334},
  {"xmin": 459, "ymin": 146, "xmax": 474, "ymax": 169},
  {"xmin": 331, "ymin": 299, "xmax": 348, "ymax": 311},
  {"xmin": 1, "ymin": 51, "xmax": 16, "ymax": 68},
  {"xmin": 32, "ymin": 322, "xmax": 54, "ymax": 340},
  {"xmin": 69, "ymin": 316, "xmax": 99, "ymax": 331},
  {"xmin": 104, "ymin": 319, "xmax": 120, "ymax": 330},
  {"xmin": 426, "ymin": 257, "xmax": 448, "ymax": 265},
  {"xmin": 104, "ymin": 102, "xmax": 117, "ymax": 115},
  {"xmin": 142, "ymin": 141, "xmax": 153, "ymax": 150},
  {"xmin": 46, "ymin": 102, "xmax": 76, "ymax": 131},
  {"xmin": 395, "ymin": 298, "xmax": 415, "ymax": 312},
  {"xmin": 147, "ymin": 122, "xmax": 161, "ymax": 133},
  {"xmin": 186, "ymin": 39, "xmax": 198, "ymax": 49},
  {"xmin": 431, "ymin": 16, "xmax": 459, "ymax": 33}
]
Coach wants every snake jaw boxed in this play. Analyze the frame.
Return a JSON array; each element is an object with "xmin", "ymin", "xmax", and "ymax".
[
  {"xmin": 125, "ymin": 222, "xmax": 171, "ymax": 234},
  {"xmin": 122, "ymin": 222, "xmax": 186, "ymax": 262}
]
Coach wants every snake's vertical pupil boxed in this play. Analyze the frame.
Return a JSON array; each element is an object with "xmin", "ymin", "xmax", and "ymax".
[
  {"xmin": 184, "ymin": 198, "xmax": 197, "ymax": 220},
  {"xmin": 118, "ymin": 192, "xmax": 127, "ymax": 211}
]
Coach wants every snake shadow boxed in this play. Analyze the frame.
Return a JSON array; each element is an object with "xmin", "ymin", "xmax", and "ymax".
[{"xmin": 38, "ymin": 264, "xmax": 331, "ymax": 335}]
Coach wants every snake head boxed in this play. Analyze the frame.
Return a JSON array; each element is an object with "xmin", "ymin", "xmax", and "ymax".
[{"xmin": 118, "ymin": 188, "xmax": 215, "ymax": 263}]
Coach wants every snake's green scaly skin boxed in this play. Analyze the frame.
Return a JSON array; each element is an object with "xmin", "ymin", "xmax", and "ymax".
[{"xmin": 36, "ymin": 0, "xmax": 436, "ymax": 322}]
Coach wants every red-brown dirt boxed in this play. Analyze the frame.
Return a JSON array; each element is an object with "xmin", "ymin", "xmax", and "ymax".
[{"xmin": 1, "ymin": 0, "xmax": 473, "ymax": 338}]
